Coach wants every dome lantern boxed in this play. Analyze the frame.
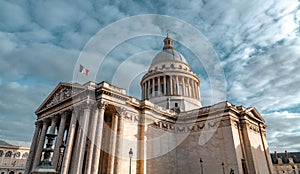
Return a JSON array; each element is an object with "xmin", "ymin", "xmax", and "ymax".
[{"xmin": 163, "ymin": 35, "xmax": 174, "ymax": 50}]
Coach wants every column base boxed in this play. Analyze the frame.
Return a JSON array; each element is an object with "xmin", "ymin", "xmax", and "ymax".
[{"xmin": 31, "ymin": 168, "xmax": 57, "ymax": 174}]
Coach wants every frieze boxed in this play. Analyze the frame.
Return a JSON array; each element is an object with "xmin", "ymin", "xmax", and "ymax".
[
  {"xmin": 96, "ymin": 90, "xmax": 128, "ymax": 101},
  {"xmin": 150, "ymin": 121, "xmax": 208, "ymax": 133},
  {"xmin": 249, "ymin": 124, "xmax": 260, "ymax": 133},
  {"xmin": 123, "ymin": 113, "xmax": 139, "ymax": 122},
  {"xmin": 208, "ymin": 121, "xmax": 217, "ymax": 128}
]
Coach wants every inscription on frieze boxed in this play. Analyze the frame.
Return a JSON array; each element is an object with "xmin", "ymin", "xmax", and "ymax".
[{"xmin": 150, "ymin": 121, "xmax": 207, "ymax": 133}]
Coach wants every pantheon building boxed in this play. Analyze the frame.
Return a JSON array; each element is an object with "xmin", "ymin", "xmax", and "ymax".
[{"xmin": 25, "ymin": 36, "xmax": 274, "ymax": 174}]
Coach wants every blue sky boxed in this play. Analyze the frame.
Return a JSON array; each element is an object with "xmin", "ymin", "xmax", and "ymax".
[{"xmin": 0, "ymin": 0, "xmax": 300, "ymax": 152}]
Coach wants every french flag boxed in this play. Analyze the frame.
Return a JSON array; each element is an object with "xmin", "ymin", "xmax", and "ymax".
[{"xmin": 79, "ymin": 65, "xmax": 89, "ymax": 76}]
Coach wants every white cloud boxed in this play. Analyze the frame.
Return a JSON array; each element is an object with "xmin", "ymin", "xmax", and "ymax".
[
  {"xmin": 0, "ymin": 43, "xmax": 79, "ymax": 82},
  {"xmin": 227, "ymin": 38, "xmax": 300, "ymax": 112},
  {"xmin": 263, "ymin": 111, "xmax": 300, "ymax": 152},
  {"xmin": 0, "ymin": 1, "xmax": 31, "ymax": 32},
  {"xmin": 0, "ymin": 82, "xmax": 53, "ymax": 141}
]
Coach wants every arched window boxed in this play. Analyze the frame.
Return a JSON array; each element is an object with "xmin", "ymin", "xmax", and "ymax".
[
  {"xmin": 170, "ymin": 64, "xmax": 175, "ymax": 69},
  {"xmin": 22, "ymin": 152, "xmax": 28, "ymax": 158},
  {"xmin": 14, "ymin": 152, "xmax": 20, "ymax": 158},
  {"xmin": 19, "ymin": 173, "xmax": 22, "ymax": 174},
  {"xmin": 1, "ymin": 172, "xmax": 5, "ymax": 174},
  {"xmin": 9, "ymin": 171, "xmax": 15, "ymax": 174},
  {"xmin": 5, "ymin": 151, "xmax": 12, "ymax": 157},
  {"xmin": 0, "ymin": 150, "xmax": 3, "ymax": 157}
]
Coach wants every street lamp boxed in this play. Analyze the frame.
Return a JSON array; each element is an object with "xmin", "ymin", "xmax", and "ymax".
[
  {"xmin": 199, "ymin": 158, "xmax": 203, "ymax": 174},
  {"xmin": 58, "ymin": 141, "xmax": 66, "ymax": 172},
  {"xmin": 60, "ymin": 141, "xmax": 66, "ymax": 154},
  {"xmin": 129, "ymin": 148, "xmax": 133, "ymax": 174},
  {"xmin": 222, "ymin": 162, "xmax": 225, "ymax": 174}
]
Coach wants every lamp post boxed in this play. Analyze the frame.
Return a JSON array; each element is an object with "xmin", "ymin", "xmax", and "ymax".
[
  {"xmin": 58, "ymin": 141, "xmax": 66, "ymax": 172},
  {"xmin": 129, "ymin": 148, "xmax": 133, "ymax": 174},
  {"xmin": 40, "ymin": 133, "xmax": 57, "ymax": 168},
  {"xmin": 200, "ymin": 158, "xmax": 203, "ymax": 174},
  {"xmin": 222, "ymin": 162, "xmax": 225, "ymax": 174}
]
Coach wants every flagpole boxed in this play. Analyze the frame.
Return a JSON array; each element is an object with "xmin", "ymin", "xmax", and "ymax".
[{"xmin": 76, "ymin": 65, "xmax": 79, "ymax": 83}]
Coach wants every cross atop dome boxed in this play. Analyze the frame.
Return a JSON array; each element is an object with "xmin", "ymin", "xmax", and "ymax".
[{"xmin": 163, "ymin": 34, "xmax": 174, "ymax": 50}]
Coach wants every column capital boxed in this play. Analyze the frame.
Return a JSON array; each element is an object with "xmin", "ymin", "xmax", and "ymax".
[
  {"xmin": 42, "ymin": 119, "xmax": 51, "ymax": 126},
  {"xmin": 116, "ymin": 107, "xmax": 127, "ymax": 116},
  {"xmin": 97, "ymin": 101, "xmax": 107, "ymax": 110},
  {"xmin": 35, "ymin": 121, "xmax": 42, "ymax": 127},
  {"xmin": 60, "ymin": 111, "xmax": 69, "ymax": 119},
  {"xmin": 83, "ymin": 100, "xmax": 96, "ymax": 110},
  {"xmin": 51, "ymin": 115, "xmax": 59, "ymax": 123}
]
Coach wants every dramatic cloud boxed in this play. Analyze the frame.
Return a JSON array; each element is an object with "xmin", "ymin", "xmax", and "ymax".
[
  {"xmin": 263, "ymin": 111, "xmax": 300, "ymax": 152},
  {"xmin": 0, "ymin": 0, "xmax": 299, "ymax": 152}
]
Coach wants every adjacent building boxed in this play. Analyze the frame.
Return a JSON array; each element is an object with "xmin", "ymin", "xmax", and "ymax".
[
  {"xmin": 271, "ymin": 151, "xmax": 300, "ymax": 174},
  {"xmin": 25, "ymin": 36, "xmax": 274, "ymax": 173},
  {"xmin": 0, "ymin": 140, "xmax": 30, "ymax": 174}
]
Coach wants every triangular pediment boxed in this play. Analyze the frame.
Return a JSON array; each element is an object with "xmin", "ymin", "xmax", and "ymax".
[
  {"xmin": 35, "ymin": 82, "xmax": 86, "ymax": 114},
  {"xmin": 245, "ymin": 107, "xmax": 265, "ymax": 123}
]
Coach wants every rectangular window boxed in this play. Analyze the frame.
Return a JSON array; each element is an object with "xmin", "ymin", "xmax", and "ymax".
[
  {"xmin": 175, "ymin": 103, "xmax": 178, "ymax": 107},
  {"xmin": 241, "ymin": 159, "xmax": 247, "ymax": 174}
]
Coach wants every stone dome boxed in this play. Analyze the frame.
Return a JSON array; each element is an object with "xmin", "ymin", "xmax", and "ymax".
[{"xmin": 151, "ymin": 49, "xmax": 188, "ymax": 65}]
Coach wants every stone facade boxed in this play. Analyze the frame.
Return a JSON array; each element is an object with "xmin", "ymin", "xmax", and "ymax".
[
  {"xmin": 25, "ymin": 36, "xmax": 273, "ymax": 174},
  {"xmin": 271, "ymin": 151, "xmax": 300, "ymax": 174},
  {"xmin": 0, "ymin": 144, "xmax": 29, "ymax": 174}
]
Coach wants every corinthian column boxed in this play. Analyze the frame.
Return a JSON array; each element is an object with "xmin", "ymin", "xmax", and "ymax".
[
  {"xmin": 91, "ymin": 101, "xmax": 107, "ymax": 174},
  {"xmin": 25, "ymin": 122, "xmax": 41, "ymax": 173},
  {"xmin": 52, "ymin": 112, "xmax": 67, "ymax": 169},
  {"xmin": 191, "ymin": 80, "xmax": 195, "ymax": 98},
  {"xmin": 187, "ymin": 78, "xmax": 190, "ymax": 97},
  {"xmin": 182, "ymin": 77, "xmax": 185, "ymax": 96},
  {"xmin": 108, "ymin": 113, "xmax": 118, "ymax": 173},
  {"xmin": 49, "ymin": 117, "xmax": 57, "ymax": 134},
  {"xmin": 158, "ymin": 76, "xmax": 161, "ymax": 96},
  {"xmin": 114, "ymin": 107, "xmax": 125, "ymax": 173},
  {"xmin": 170, "ymin": 76, "xmax": 173, "ymax": 95},
  {"xmin": 163, "ymin": 75, "xmax": 166, "ymax": 96},
  {"xmin": 136, "ymin": 112, "xmax": 145, "ymax": 174},
  {"xmin": 147, "ymin": 80, "xmax": 150, "ymax": 99},
  {"xmin": 143, "ymin": 83, "xmax": 146, "ymax": 99},
  {"xmin": 74, "ymin": 103, "xmax": 92, "ymax": 174},
  {"xmin": 32, "ymin": 120, "xmax": 49, "ymax": 168},
  {"xmin": 176, "ymin": 76, "xmax": 179, "ymax": 95},
  {"xmin": 84, "ymin": 105, "xmax": 99, "ymax": 174},
  {"xmin": 195, "ymin": 81, "xmax": 199, "ymax": 99},
  {"xmin": 152, "ymin": 78, "xmax": 155, "ymax": 97},
  {"xmin": 61, "ymin": 111, "xmax": 77, "ymax": 174}
]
